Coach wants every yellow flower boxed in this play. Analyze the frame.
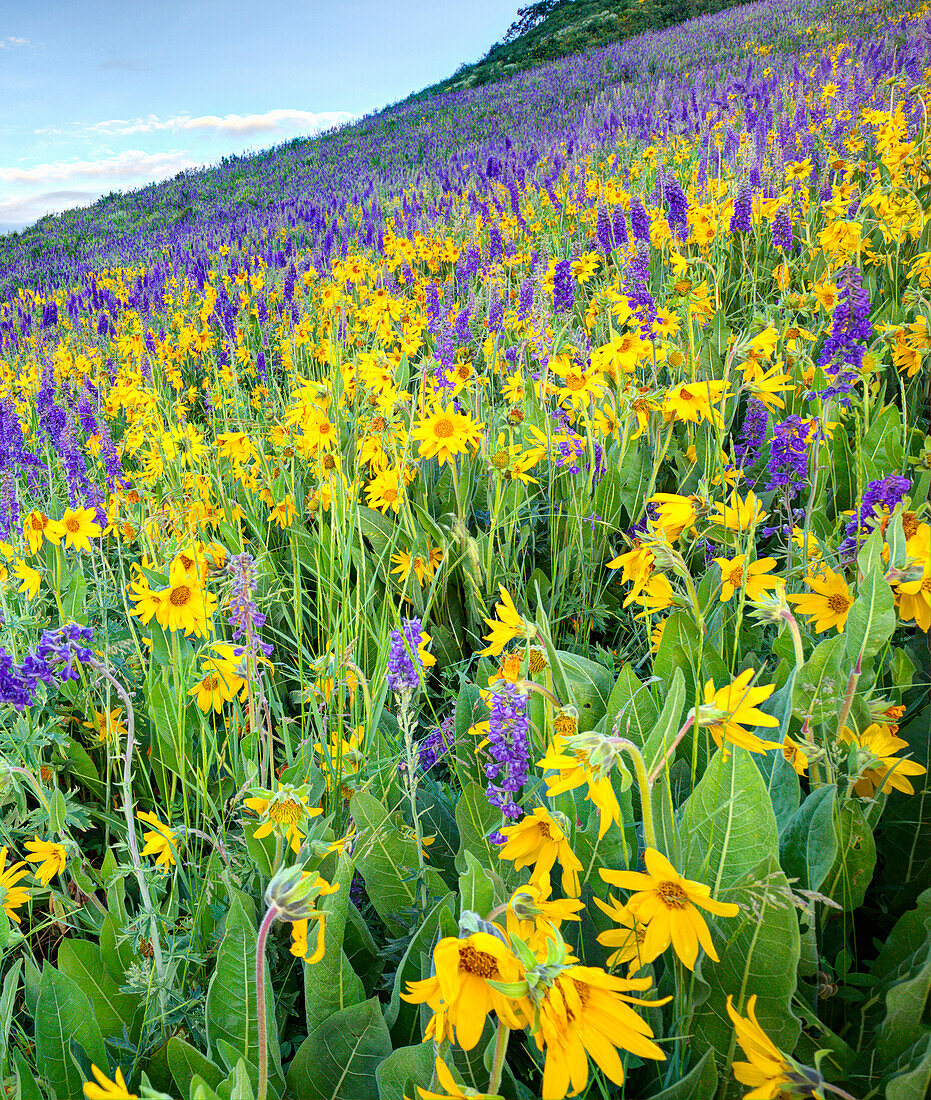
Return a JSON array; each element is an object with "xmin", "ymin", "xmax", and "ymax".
[
  {"xmin": 390, "ymin": 545, "xmax": 443, "ymax": 587},
  {"xmin": 82, "ymin": 707, "xmax": 128, "ymax": 746},
  {"xmin": 480, "ymin": 586, "xmax": 533, "ymax": 656},
  {"xmin": 137, "ymin": 811, "xmax": 177, "ymax": 868},
  {"xmin": 412, "ymin": 404, "xmax": 484, "ymax": 466},
  {"xmin": 83, "ymin": 1065, "xmax": 137, "ymax": 1100},
  {"xmin": 505, "ymin": 876, "xmax": 584, "ymax": 950},
  {"xmin": 538, "ymin": 735, "xmax": 624, "ymax": 840},
  {"xmin": 712, "ymin": 555, "xmax": 780, "ymax": 602},
  {"xmin": 698, "ymin": 668, "xmax": 781, "ymax": 753},
  {"xmin": 22, "ymin": 510, "xmax": 53, "ymax": 555},
  {"xmin": 24, "ymin": 835, "xmax": 67, "ymax": 885},
  {"xmin": 11, "ymin": 558, "xmax": 41, "ymax": 599},
  {"xmin": 243, "ymin": 783, "xmax": 322, "ymax": 854},
  {"xmin": 600, "ymin": 848, "xmax": 739, "ymax": 970},
  {"xmin": 606, "ymin": 542, "xmax": 655, "ymax": 603},
  {"xmin": 497, "ymin": 807, "xmax": 583, "ymax": 897},
  {"xmin": 46, "ymin": 507, "xmax": 103, "ymax": 553},
  {"xmin": 401, "ymin": 932, "xmax": 528, "ymax": 1051},
  {"xmin": 726, "ymin": 995, "xmax": 794, "ymax": 1100},
  {"xmin": 782, "ymin": 736, "xmax": 809, "ymax": 776},
  {"xmin": 787, "ymin": 565, "xmax": 853, "ymax": 633},
  {"xmin": 649, "ymin": 493, "xmax": 701, "ymax": 539},
  {"xmin": 662, "ymin": 380, "xmax": 729, "ymax": 427},
  {"xmin": 408, "ymin": 1057, "xmax": 494, "ymax": 1100},
  {"xmin": 154, "ymin": 557, "xmax": 217, "ymax": 638},
  {"xmin": 710, "ymin": 490, "xmax": 768, "ymax": 532},
  {"xmin": 532, "ymin": 966, "xmax": 667, "ymax": 1100},
  {"xmin": 594, "ymin": 895, "xmax": 648, "ymax": 971},
  {"xmin": 841, "ymin": 723, "xmax": 927, "ymax": 798},
  {"xmin": 0, "ymin": 847, "xmax": 31, "ymax": 922}
]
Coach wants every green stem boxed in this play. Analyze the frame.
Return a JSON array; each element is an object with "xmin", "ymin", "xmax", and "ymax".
[
  {"xmin": 615, "ymin": 740, "xmax": 657, "ymax": 851},
  {"xmin": 256, "ymin": 904, "xmax": 278, "ymax": 1100},
  {"xmin": 487, "ymin": 1022, "xmax": 510, "ymax": 1096}
]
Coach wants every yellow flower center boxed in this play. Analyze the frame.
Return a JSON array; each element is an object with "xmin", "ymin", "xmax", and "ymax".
[
  {"xmin": 381, "ymin": 486, "xmax": 398, "ymax": 502},
  {"xmin": 169, "ymin": 585, "xmax": 192, "ymax": 607},
  {"xmin": 30, "ymin": 514, "xmax": 48, "ymax": 531},
  {"xmin": 572, "ymin": 978, "xmax": 591, "ymax": 1004},
  {"xmin": 491, "ymin": 450, "xmax": 510, "ymax": 470},
  {"xmin": 528, "ymin": 649, "xmax": 548, "ymax": 675},
  {"xmin": 657, "ymin": 881, "xmax": 688, "ymax": 909},
  {"xmin": 538, "ymin": 821, "xmax": 552, "ymax": 840},
  {"xmin": 433, "ymin": 418, "xmax": 455, "ymax": 439},
  {"xmin": 828, "ymin": 593, "xmax": 851, "ymax": 614},
  {"xmin": 565, "ymin": 374, "xmax": 586, "ymax": 391},
  {"xmin": 458, "ymin": 944, "xmax": 499, "ymax": 979},
  {"xmin": 205, "ymin": 675, "xmax": 221, "ymax": 691},
  {"xmin": 370, "ymin": 416, "xmax": 387, "ymax": 431},
  {"xmin": 269, "ymin": 798, "xmax": 304, "ymax": 825},
  {"xmin": 554, "ymin": 714, "xmax": 577, "ymax": 737},
  {"xmin": 65, "ymin": 517, "xmax": 81, "ymax": 533},
  {"xmin": 727, "ymin": 565, "xmax": 745, "ymax": 587}
]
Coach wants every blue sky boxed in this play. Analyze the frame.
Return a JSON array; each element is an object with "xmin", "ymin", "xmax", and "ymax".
[{"xmin": 0, "ymin": 0, "xmax": 518, "ymax": 232}]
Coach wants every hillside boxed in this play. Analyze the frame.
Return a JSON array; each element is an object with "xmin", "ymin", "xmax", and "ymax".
[{"xmin": 411, "ymin": 0, "xmax": 749, "ymax": 97}]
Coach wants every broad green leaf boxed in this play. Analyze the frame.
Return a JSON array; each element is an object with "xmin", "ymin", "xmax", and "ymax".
[
  {"xmin": 557, "ymin": 649, "xmax": 614, "ymax": 730},
  {"xmin": 286, "ymin": 997, "xmax": 391, "ymax": 1100},
  {"xmin": 779, "ymin": 786, "xmax": 838, "ymax": 892},
  {"xmin": 351, "ymin": 792, "xmax": 448, "ymax": 936},
  {"xmin": 844, "ymin": 567, "xmax": 896, "ymax": 663},
  {"xmin": 205, "ymin": 894, "xmax": 281, "ymax": 1087},
  {"xmin": 454, "ymin": 782, "xmax": 504, "ymax": 876},
  {"xmin": 648, "ymin": 1048, "xmax": 717, "ymax": 1098},
  {"xmin": 167, "ymin": 1037, "xmax": 225, "ymax": 1098},
  {"xmin": 57, "ymin": 939, "xmax": 142, "ymax": 1044},
  {"xmin": 877, "ymin": 923, "xmax": 931, "ymax": 1063},
  {"xmin": 822, "ymin": 798, "xmax": 876, "ymax": 911},
  {"xmin": 691, "ymin": 857, "xmax": 801, "ymax": 1075},
  {"xmin": 304, "ymin": 851, "xmax": 365, "ymax": 1032},
  {"xmin": 640, "ymin": 668, "xmax": 687, "ymax": 776},
  {"xmin": 682, "ymin": 747, "xmax": 780, "ymax": 893},
  {"xmin": 792, "ymin": 634, "xmax": 847, "ymax": 728},
  {"xmin": 459, "ymin": 849, "xmax": 505, "ymax": 919},
  {"xmin": 35, "ymin": 965, "xmax": 108, "ymax": 1100},
  {"xmin": 14, "ymin": 1048, "xmax": 44, "ymax": 1100},
  {"xmin": 654, "ymin": 612, "xmax": 701, "ymax": 690},
  {"xmin": 885, "ymin": 1034, "xmax": 931, "ymax": 1100},
  {"xmin": 99, "ymin": 913, "xmax": 135, "ymax": 985},
  {"xmin": 603, "ymin": 664, "xmax": 660, "ymax": 744},
  {"xmin": 384, "ymin": 891, "xmax": 456, "ymax": 1045},
  {"xmin": 375, "ymin": 1043, "xmax": 434, "ymax": 1100}
]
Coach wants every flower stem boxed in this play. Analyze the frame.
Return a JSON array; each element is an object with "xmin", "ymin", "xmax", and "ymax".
[
  {"xmin": 488, "ymin": 1021, "xmax": 510, "ymax": 1096},
  {"xmin": 834, "ymin": 655, "xmax": 862, "ymax": 744},
  {"xmin": 256, "ymin": 903, "xmax": 279, "ymax": 1100},
  {"xmin": 615, "ymin": 739, "xmax": 657, "ymax": 851},
  {"xmin": 647, "ymin": 715, "xmax": 695, "ymax": 785}
]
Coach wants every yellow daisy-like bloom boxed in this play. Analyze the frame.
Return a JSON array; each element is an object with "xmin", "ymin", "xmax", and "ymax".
[
  {"xmin": 22, "ymin": 510, "xmax": 53, "ymax": 555},
  {"xmin": 594, "ymin": 895, "xmax": 648, "ymax": 972},
  {"xmin": 606, "ymin": 542, "xmax": 655, "ymax": 603},
  {"xmin": 698, "ymin": 668, "xmax": 781, "ymax": 753},
  {"xmin": 726, "ymin": 995, "xmax": 795, "ymax": 1100},
  {"xmin": 787, "ymin": 565, "xmax": 853, "ymax": 633},
  {"xmin": 649, "ymin": 493, "xmax": 702, "ymax": 539},
  {"xmin": 538, "ymin": 734, "xmax": 625, "ymax": 840},
  {"xmin": 894, "ymin": 522, "xmax": 930, "ymax": 632},
  {"xmin": 710, "ymin": 490, "xmax": 768, "ymax": 532},
  {"xmin": 82, "ymin": 707, "xmax": 128, "ymax": 746},
  {"xmin": 243, "ymin": 783, "xmax": 322, "ymax": 854},
  {"xmin": 712, "ymin": 555, "xmax": 780, "ymax": 603},
  {"xmin": 0, "ymin": 847, "xmax": 31, "ymax": 922},
  {"xmin": 782, "ymin": 736, "xmax": 809, "ymax": 776},
  {"xmin": 408, "ymin": 1056, "xmax": 494, "ymax": 1100},
  {"xmin": 390, "ymin": 545, "xmax": 443, "ymax": 587},
  {"xmin": 411, "ymin": 404, "xmax": 484, "ymax": 467},
  {"xmin": 532, "ymin": 966, "xmax": 667, "ymax": 1100},
  {"xmin": 497, "ymin": 807, "xmax": 584, "ymax": 897},
  {"xmin": 11, "ymin": 558, "xmax": 41, "ymax": 600},
  {"xmin": 154, "ymin": 557, "xmax": 217, "ymax": 638},
  {"xmin": 600, "ymin": 848, "xmax": 739, "ymax": 970},
  {"xmin": 662, "ymin": 380, "xmax": 729, "ymax": 427},
  {"xmin": 46, "ymin": 507, "xmax": 103, "ymax": 553},
  {"xmin": 83, "ymin": 1065, "xmax": 137, "ymax": 1100},
  {"xmin": 479, "ymin": 585, "xmax": 534, "ymax": 656},
  {"xmin": 505, "ymin": 876, "xmax": 584, "ymax": 950},
  {"xmin": 840, "ymin": 723, "xmax": 927, "ymax": 798},
  {"xmin": 137, "ymin": 811, "xmax": 178, "ymax": 869},
  {"xmin": 401, "ymin": 932, "xmax": 528, "ymax": 1051},
  {"xmin": 24, "ymin": 835, "xmax": 68, "ymax": 886}
]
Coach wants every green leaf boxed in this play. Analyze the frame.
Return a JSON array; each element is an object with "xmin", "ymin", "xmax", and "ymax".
[
  {"xmin": 0, "ymin": 960, "xmax": 22, "ymax": 1065},
  {"xmin": 99, "ymin": 913, "xmax": 135, "ymax": 985},
  {"xmin": 844, "ymin": 567, "xmax": 896, "ymax": 663},
  {"xmin": 459, "ymin": 849, "xmax": 505, "ymax": 919},
  {"xmin": 384, "ymin": 892, "xmax": 457, "ymax": 1045},
  {"xmin": 792, "ymin": 634, "xmax": 847, "ymax": 727},
  {"xmin": 205, "ymin": 895, "xmax": 281, "ymax": 1087},
  {"xmin": 57, "ymin": 940, "xmax": 142, "ymax": 1044},
  {"xmin": 375, "ymin": 1043, "xmax": 434, "ymax": 1100},
  {"xmin": 779, "ymin": 786, "xmax": 838, "ymax": 892},
  {"xmin": 557, "ymin": 649, "xmax": 614, "ymax": 731},
  {"xmin": 286, "ymin": 997, "xmax": 392, "ymax": 1100},
  {"xmin": 654, "ymin": 612, "xmax": 701, "ymax": 690},
  {"xmin": 640, "ymin": 668, "xmax": 687, "ymax": 775},
  {"xmin": 35, "ymin": 965, "xmax": 108, "ymax": 1100},
  {"xmin": 691, "ymin": 857, "xmax": 802, "ymax": 1072},
  {"xmin": 682, "ymin": 746, "xmax": 780, "ymax": 892},
  {"xmin": 602, "ymin": 664, "xmax": 660, "ymax": 745},
  {"xmin": 821, "ymin": 798, "xmax": 876, "ymax": 911},
  {"xmin": 454, "ymin": 782, "xmax": 505, "ymax": 876},
  {"xmin": 885, "ymin": 1034, "xmax": 931, "ymax": 1100},
  {"xmin": 648, "ymin": 1048, "xmax": 717, "ymax": 1098},
  {"xmin": 351, "ymin": 792, "xmax": 448, "ymax": 936},
  {"xmin": 167, "ymin": 1038, "xmax": 225, "ymax": 1098},
  {"xmin": 877, "ymin": 920, "xmax": 931, "ymax": 1063},
  {"xmin": 304, "ymin": 851, "xmax": 365, "ymax": 1032},
  {"xmin": 14, "ymin": 1048, "xmax": 44, "ymax": 1100}
]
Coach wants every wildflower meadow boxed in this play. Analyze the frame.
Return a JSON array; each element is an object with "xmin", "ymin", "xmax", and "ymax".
[{"xmin": 0, "ymin": 0, "xmax": 928, "ymax": 1097}]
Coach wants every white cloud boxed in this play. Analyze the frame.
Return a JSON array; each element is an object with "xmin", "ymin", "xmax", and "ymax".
[
  {"xmin": 0, "ymin": 189, "xmax": 98, "ymax": 230},
  {"xmin": 0, "ymin": 149, "xmax": 198, "ymax": 185},
  {"xmin": 79, "ymin": 107, "xmax": 354, "ymax": 138},
  {"xmin": 0, "ymin": 36, "xmax": 30, "ymax": 49}
]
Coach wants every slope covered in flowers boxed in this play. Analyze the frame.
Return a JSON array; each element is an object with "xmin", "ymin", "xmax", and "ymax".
[{"xmin": 0, "ymin": 2, "xmax": 928, "ymax": 1099}]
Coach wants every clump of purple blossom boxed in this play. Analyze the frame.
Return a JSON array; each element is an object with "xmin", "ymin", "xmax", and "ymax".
[
  {"xmin": 485, "ymin": 680, "xmax": 529, "ymax": 821},
  {"xmin": 812, "ymin": 265, "xmax": 871, "ymax": 404},
  {"xmin": 227, "ymin": 553, "xmax": 273, "ymax": 660},
  {"xmin": 418, "ymin": 716, "xmax": 454, "ymax": 772},
  {"xmin": 840, "ymin": 474, "xmax": 911, "ymax": 554},
  {"xmin": 765, "ymin": 415, "xmax": 813, "ymax": 495},
  {"xmin": 0, "ymin": 623, "xmax": 93, "ymax": 710},
  {"xmin": 386, "ymin": 617, "xmax": 428, "ymax": 695}
]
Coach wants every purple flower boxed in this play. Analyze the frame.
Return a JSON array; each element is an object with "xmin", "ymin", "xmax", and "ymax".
[
  {"xmin": 418, "ymin": 716, "xmax": 454, "ymax": 772},
  {"xmin": 386, "ymin": 617, "xmax": 428, "ymax": 695},
  {"xmin": 518, "ymin": 278, "xmax": 534, "ymax": 320},
  {"xmin": 734, "ymin": 399, "xmax": 769, "ymax": 475},
  {"xmin": 772, "ymin": 208, "xmax": 793, "ymax": 251},
  {"xmin": 485, "ymin": 680, "xmax": 529, "ymax": 820},
  {"xmin": 552, "ymin": 260, "xmax": 574, "ymax": 312},
  {"xmin": 0, "ymin": 623, "xmax": 93, "ymax": 710},
  {"xmin": 765, "ymin": 415, "xmax": 812, "ymax": 495},
  {"xmin": 812, "ymin": 265, "xmax": 871, "ymax": 404},
  {"xmin": 840, "ymin": 475, "xmax": 911, "ymax": 554},
  {"xmin": 227, "ymin": 553, "xmax": 273, "ymax": 662},
  {"xmin": 730, "ymin": 184, "xmax": 753, "ymax": 233},
  {"xmin": 630, "ymin": 199, "xmax": 650, "ymax": 243}
]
